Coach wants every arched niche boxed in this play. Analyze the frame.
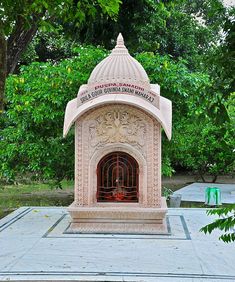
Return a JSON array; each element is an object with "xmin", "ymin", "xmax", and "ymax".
[{"xmin": 88, "ymin": 143, "xmax": 148, "ymax": 207}]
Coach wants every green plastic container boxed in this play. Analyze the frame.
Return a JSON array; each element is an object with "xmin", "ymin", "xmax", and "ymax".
[{"xmin": 205, "ymin": 187, "xmax": 221, "ymax": 206}]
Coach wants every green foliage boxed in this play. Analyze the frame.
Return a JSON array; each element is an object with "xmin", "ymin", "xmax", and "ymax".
[
  {"xmin": 135, "ymin": 51, "xmax": 234, "ymax": 181},
  {"xmin": 0, "ymin": 0, "xmax": 233, "ymax": 231},
  {"xmin": 200, "ymin": 205, "xmax": 235, "ymax": 243},
  {"xmin": 133, "ymin": 0, "xmax": 225, "ymax": 64},
  {"xmin": 72, "ymin": 0, "xmax": 226, "ymax": 68},
  {"xmin": 227, "ymin": 92, "xmax": 235, "ymax": 121},
  {"xmin": 0, "ymin": 0, "xmax": 121, "ymax": 37},
  {"xmin": 21, "ymin": 26, "xmax": 78, "ymax": 64},
  {"xmin": 0, "ymin": 48, "xmax": 215, "ymax": 184},
  {"xmin": 162, "ymin": 156, "xmax": 175, "ymax": 177},
  {"xmin": 169, "ymin": 120, "xmax": 235, "ymax": 182},
  {"xmin": 162, "ymin": 187, "xmax": 173, "ymax": 200},
  {"xmin": 1, "ymin": 40, "xmax": 234, "ymax": 184},
  {"xmin": 199, "ymin": 7, "xmax": 235, "ymax": 125},
  {"xmin": 136, "ymin": 52, "xmax": 211, "ymax": 120},
  {"xmin": 0, "ymin": 46, "xmax": 108, "ymax": 184}
]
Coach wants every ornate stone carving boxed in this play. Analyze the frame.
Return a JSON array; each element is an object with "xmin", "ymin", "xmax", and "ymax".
[
  {"xmin": 88, "ymin": 108, "xmax": 147, "ymax": 156},
  {"xmin": 152, "ymin": 122, "xmax": 161, "ymax": 207},
  {"xmin": 75, "ymin": 121, "xmax": 83, "ymax": 206},
  {"xmin": 75, "ymin": 104, "xmax": 161, "ymax": 208}
]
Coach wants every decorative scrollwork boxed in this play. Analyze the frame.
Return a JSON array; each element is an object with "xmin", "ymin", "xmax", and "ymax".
[{"xmin": 88, "ymin": 107, "xmax": 147, "ymax": 155}]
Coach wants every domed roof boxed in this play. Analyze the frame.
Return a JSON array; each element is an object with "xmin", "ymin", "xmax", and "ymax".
[{"xmin": 88, "ymin": 34, "xmax": 150, "ymax": 88}]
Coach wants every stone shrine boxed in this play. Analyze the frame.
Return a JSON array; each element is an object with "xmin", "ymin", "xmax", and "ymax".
[{"xmin": 63, "ymin": 34, "xmax": 172, "ymax": 234}]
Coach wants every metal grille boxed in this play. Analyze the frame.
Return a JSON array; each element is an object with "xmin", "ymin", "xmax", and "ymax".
[{"xmin": 97, "ymin": 152, "xmax": 139, "ymax": 202}]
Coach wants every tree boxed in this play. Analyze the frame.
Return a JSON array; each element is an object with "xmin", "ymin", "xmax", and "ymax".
[
  {"xmin": 69, "ymin": 0, "xmax": 226, "ymax": 68},
  {"xmin": 0, "ymin": 46, "xmax": 108, "ymax": 185},
  {"xmin": 21, "ymin": 27, "xmax": 77, "ymax": 64},
  {"xmin": 169, "ymin": 119, "xmax": 235, "ymax": 182},
  {"xmin": 198, "ymin": 9, "xmax": 235, "ymax": 240},
  {"xmin": 200, "ymin": 205, "xmax": 235, "ymax": 243},
  {"xmin": 1, "ymin": 1, "xmax": 234, "ymax": 185},
  {"xmin": 136, "ymin": 52, "xmax": 210, "ymax": 121},
  {"xmin": 199, "ymin": 6, "xmax": 235, "ymax": 125},
  {"xmin": 0, "ymin": 48, "xmax": 212, "ymax": 185},
  {"xmin": 0, "ymin": 0, "xmax": 121, "ymax": 112}
]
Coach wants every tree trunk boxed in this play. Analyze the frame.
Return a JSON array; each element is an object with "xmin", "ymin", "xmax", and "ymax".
[
  {"xmin": 0, "ymin": 27, "xmax": 7, "ymax": 113},
  {"xmin": 199, "ymin": 171, "xmax": 206, "ymax": 183},
  {"xmin": 212, "ymin": 175, "xmax": 218, "ymax": 183},
  {"xmin": 7, "ymin": 16, "xmax": 38, "ymax": 75},
  {"xmin": 0, "ymin": 15, "xmax": 39, "ymax": 111}
]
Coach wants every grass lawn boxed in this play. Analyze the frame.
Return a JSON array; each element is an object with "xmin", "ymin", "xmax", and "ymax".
[{"xmin": 0, "ymin": 180, "xmax": 74, "ymax": 219}]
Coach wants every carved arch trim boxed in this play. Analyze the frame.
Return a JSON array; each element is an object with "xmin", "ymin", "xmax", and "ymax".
[{"xmin": 88, "ymin": 143, "xmax": 148, "ymax": 207}]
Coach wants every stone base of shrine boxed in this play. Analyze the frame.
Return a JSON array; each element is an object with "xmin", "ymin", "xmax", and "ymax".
[{"xmin": 67, "ymin": 197, "xmax": 168, "ymax": 234}]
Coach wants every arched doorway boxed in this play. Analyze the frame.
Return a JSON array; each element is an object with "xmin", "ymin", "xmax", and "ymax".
[{"xmin": 97, "ymin": 152, "xmax": 139, "ymax": 202}]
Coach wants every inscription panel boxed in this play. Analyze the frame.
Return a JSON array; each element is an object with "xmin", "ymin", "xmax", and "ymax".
[{"xmin": 78, "ymin": 83, "xmax": 160, "ymax": 107}]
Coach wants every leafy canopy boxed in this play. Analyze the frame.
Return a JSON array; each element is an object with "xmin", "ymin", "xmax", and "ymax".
[
  {"xmin": 0, "ymin": 0, "xmax": 121, "ymax": 36},
  {"xmin": 70, "ymin": 0, "xmax": 226, "ymax": 68},
  {"xmin": 0, "ymin": 46, "xmax": 108, "ymax": 185},
  {"xmin": 0, "ymin": 47, "xmax": 211, "ymax": 183}
]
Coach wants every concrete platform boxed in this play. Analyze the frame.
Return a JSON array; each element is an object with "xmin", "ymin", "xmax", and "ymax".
[
  {"xmin": 174, "ymin": 182, "xmax": 235, "ymax": 204},
  {"xmin": 0, "ymin": 207, "xmax": 235, "ymax": 281}
]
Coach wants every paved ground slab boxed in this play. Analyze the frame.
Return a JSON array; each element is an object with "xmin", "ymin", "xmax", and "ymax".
[
  {"xmin": 174, "ymin": 182, "xmax": 235, "ymax": 204},
  {"xmin": 0, "ymin": 207, "xmax": 235, "ymax": 281}
]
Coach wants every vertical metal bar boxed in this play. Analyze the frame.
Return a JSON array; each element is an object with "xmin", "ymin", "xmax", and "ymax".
[{"xmin": 117, "ymin": 153, "xmax": 119, "ymax": 188}]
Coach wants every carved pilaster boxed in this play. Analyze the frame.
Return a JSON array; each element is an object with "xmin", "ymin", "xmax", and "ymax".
[
  {"xmin": 152, "ymin": 122, "xmax": 161, "ymax": 207},
  {"xmin": 75, "ymin": 121, "xmax": 83, "ymax": 205}
]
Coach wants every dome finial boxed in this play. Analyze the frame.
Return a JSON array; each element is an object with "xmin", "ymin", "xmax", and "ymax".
[{"xmin": 116, "ymin": 33, "xmax": 125, "ymax": 48}]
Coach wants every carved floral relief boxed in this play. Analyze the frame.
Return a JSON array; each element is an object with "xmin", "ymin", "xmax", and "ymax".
[{"xmin": 87, "ymin": 106, "xmax": 147, "ymax": 156}]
